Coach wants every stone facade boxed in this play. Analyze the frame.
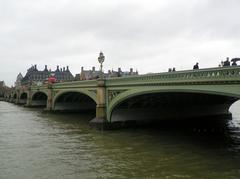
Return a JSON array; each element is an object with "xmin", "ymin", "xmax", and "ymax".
[
  {"xmin": 0, "ymin": 81, "xmax": 5, "ymax": 88},
  {"xmin": 15, "ymin": 73, "xmax": 23, "ymax": 87},
  {"xmin": 106, "ymin": 68, "xmax": 138, "ymax": 78},
  {"xmin": 75, "ymin": 67, "xmax": 138, "ymax": 81},
  {"xmin": 21, "ymin": 65, "xmax": 74, "ymax": 85},
  {"xmin": 0, "ymin": 81, "xmax": 10, "ymax": 98},
  {"xmin": 54, "ymin": 66, "xmax": 74, "ymax": 82},
  {"xmin": 0, "ymin": 81, "xmax": 5, "ymax": 97},
  {"xmin": 78, "ymin": 67, "xmax": 101, "ymax": 80}
]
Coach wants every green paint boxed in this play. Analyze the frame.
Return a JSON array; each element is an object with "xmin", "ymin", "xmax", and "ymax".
[{"xmin": 6, "ymin": 66, "xmax": 240, "ymax": 123}]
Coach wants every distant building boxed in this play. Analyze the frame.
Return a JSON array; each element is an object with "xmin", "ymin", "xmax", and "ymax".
[
  {"xmin": 106, "ymin": 68, "xmax": 138, "ymax": 78},
  {"xmin": 15, "ymin": 73, "xmax": 23, "ymax": 87},
  {"xmin": 54, "ymin": 65, "xmax": 74, "ymax": 82},
  {"xmin": 0, "ymin": 81, "xmax": 5, "ymax": 88},
  {"xmin": 75, "ymin": 67, "xmax": 138, "ymax": 81},
  {"xmin": 75, "ymin": 67, "xmax": 101, "ymax": 81},
  {"xmin": 21, "ymin": 65, "xmax": 74, "ymax": 85},
  {"xmin": 0, "ymin": 81, "xmax": 6, "ymax": 97}
]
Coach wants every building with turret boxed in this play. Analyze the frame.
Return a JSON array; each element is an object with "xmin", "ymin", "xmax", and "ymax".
[
  {"xmin": 76, "ymin": 67, "xmax": 101, "ymax": 81},
  {"xmin": 21, "ymin": 65, "xmax": 74, "ymax": 85},
  {"xmin": 107, "ymin": 68, "xmax": 138, "ymax": 78},
  {"xmin": 15, "ymin": 73, "xmax": 23, "ymax": 87},
  {"xmin": 74, "ymin": 66, "xmax": 138, "ymax": 81},
  {"xmin": 54, "ymin": 65, "xmax": 74, "ymax": 82}
]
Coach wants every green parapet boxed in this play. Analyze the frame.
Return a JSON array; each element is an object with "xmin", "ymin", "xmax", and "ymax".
[{"xmin": 7, "ymin": 66, "xmax": 240, "ymax": 128}]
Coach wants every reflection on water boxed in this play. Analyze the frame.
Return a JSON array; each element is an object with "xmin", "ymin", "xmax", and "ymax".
[{"xmin": 0, "ymin": 101, "xmax": 240, "ymax": 178}]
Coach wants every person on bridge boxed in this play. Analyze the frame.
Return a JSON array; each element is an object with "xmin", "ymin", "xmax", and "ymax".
[
  {"xmin": 231, "ymin": 58, "xmax": 240, "ymax": 66},
  {"xmin": 223, "ymin": 57, "xmax": 231, "ymax": 67},
  {"xmin": 232, "ymin": 61, "xmax": 237, "ymax": 66},
  {"xmin": 193, "ymin": 62, "xmax": 199, "ymax": 70}
]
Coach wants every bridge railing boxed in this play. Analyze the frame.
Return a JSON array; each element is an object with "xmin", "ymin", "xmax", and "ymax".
[
  {"xmin": 106, "ymin": 66, "xmax": 240, "ymax": 86},
  {"xmin": 30, "ymin": 84, "xmax": 48, "ymax": 91},
  {"xmin": 23, "ymin": 79, "xmax": 98, "ymax": 91},
  {"xmin": 52, "ymin": 79, "xmax": 98, "ymax": 88},
  {"xmin": 22, "ymin": 66, "xmax": 240, "ymax": 90}
]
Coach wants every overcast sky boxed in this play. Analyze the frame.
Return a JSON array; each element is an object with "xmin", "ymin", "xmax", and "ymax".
[{"xmin": 0, "ymin": 0, "xmax": 240, "ymax": 86}]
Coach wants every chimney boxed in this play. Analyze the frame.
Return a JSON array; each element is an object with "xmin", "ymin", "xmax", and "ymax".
[
  {"xmin": 81, "ymin": 67, "xmax": 84, "ymax": 72},
  {"xmin": 118, "ymin": 67, "xmax": 121, "ymax": 72},
  {"xmin": 44, "ymin": 65, "xmax": 47, "ymax": 71},
  {"xmin": 57, "ymin": 65, "xmax": 59, "ymax": 71},
  {"xmin": 34, "ymin": 64, "xmax": 37, "ymax": 69},
  {"xmin": 92, "ymin": 66, "xmax": 95, "ymax": 72},
  {"xmin": 63, "ymin": 67, "xmax": 65, "ymax": 71},
  {"xmin": 130, "ymin": 68, "xmax": 133, "ymax": 73},
  {"xmin": 66, "ymin": 66, "xmax": 69, "ymax": 71},
  {"xmin": 60, "ymin": 68, "xmax": 62, "ymax": 72}
]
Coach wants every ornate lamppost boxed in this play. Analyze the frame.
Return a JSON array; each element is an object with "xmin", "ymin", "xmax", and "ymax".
[{"xmin": 98, "ymin": 51, "xmax": 105, "ymax": 78}]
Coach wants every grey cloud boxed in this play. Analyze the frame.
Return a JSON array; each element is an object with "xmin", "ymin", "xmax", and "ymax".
[{"xmin": 0, "ymin": 0, "xmax": 239, "ymax": 85}]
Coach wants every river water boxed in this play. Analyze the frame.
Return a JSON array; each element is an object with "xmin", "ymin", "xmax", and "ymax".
[{"xmin": 0, "ymin": 101, "xmax": 240, "ymax": 179}]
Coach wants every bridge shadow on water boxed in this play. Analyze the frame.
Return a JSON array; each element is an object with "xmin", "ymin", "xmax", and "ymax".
[
  {"xmin": 39, "ymin": 106, "xmax": 240, "ymax": 144},
  {"xmin": 125, "ymin": 116, "xmax": 240, "ymax": 154},
  {"xmin": 44, "ymin": 110, "xmax": 240, "ymax": 153},
  {"xmin": 23, "ymin": 101, "xmax": 240, "ymax": 178},
  {"xmin": 146, "ymin": 101, "xmax": 240, "ymax": 145},
  {"xmin": 30, "ymin": 99, "xmax": 240, "ymax": 155},
  {"xmin": 28, "ymin": 102, "xmax": 240, "ymax": 178},
  {"xmin": 109, "ymin": 99, "xmax": 240, "ymax": 154}
]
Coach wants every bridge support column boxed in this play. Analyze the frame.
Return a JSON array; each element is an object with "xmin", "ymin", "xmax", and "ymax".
[
  {"xmin": 46, "ymin": 84, "xmax": 53, "ymax": 111},
  {"xmin": 15, "ymin": 91, "xmax": 20, "ymax": 104},
  {"xmin": 25, "ymin": 89, "xmax": 32, "ymax": 107},
  {"xmin": 9, "ymin": 97, "xmax": 13, "ymax": 103},
  {"xmin": 90, "ymin": 79, "xmax": 109, "ymax": 129}
]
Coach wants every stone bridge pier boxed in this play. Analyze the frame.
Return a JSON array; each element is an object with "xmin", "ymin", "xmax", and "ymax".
[{"xmin": 90, "ymin": 79, "xmax": 108, "ymax": 128}]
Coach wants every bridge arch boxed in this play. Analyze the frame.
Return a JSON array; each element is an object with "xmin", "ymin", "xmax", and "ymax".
[
  {"xmin": 31, "ymin": 91, "xmax": 48, "ymax": 107},
  {"xmin": 13, "ymin": 93, "xmax": 17, "ymax": 99},
  {"xmin": 19, "ymin": 92, "xmax": 28, "ymax": 104},
  {"xmin": 20, "ymin": 92, "xmax": 28, "ymax": 99},
  {"xmin": 32, "ymin": 91, "xmax": 48, "ymax": 99},
  {"xmin": 108, "ymin": 88, "xmax": 240, "ymax": 122},
  {"xmin": 11, "ymin": 93, "xmax": 17, "ymax": 103},
  {"xmin": 53, "ymin": 90, "xmax": 97, "ymax": 111}
]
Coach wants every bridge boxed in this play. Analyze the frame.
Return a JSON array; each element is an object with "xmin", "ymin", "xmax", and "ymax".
[{"xmin": 4, "ymin": 66, "xmax": 240, "ymax": 128}]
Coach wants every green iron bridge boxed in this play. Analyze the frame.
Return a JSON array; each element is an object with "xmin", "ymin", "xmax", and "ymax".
[{"xmin": 4, "ymin": 66, "xmax": 240, "ymax": 128}]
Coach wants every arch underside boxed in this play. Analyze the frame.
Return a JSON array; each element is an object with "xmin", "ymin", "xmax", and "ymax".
[
  {"xmin": 19, "ymin": 92, "xmax": 27, "ymax": 104},
  {"xmin": 13, "ymin": 93, "xmax": 17, "ymax": 99},
  {"xmin": 110, "ymin": 92, "xmax": 239, "ymax": 123},
  {"xmin": 54, "ymin": 92, "xmax": 96, "ymax": 112},
  {"xmin": 10, "ymin": 94, "xmax": 17, "ymax": 103},
  {"xmin": 32, "ymin": 92, "xmax": 47, "ymax": 107}
]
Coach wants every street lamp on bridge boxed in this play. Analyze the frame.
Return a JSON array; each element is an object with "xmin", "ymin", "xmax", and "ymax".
[{"xmin": 98, "ymin": 51, "xmax": 105, "ymax": 78}]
